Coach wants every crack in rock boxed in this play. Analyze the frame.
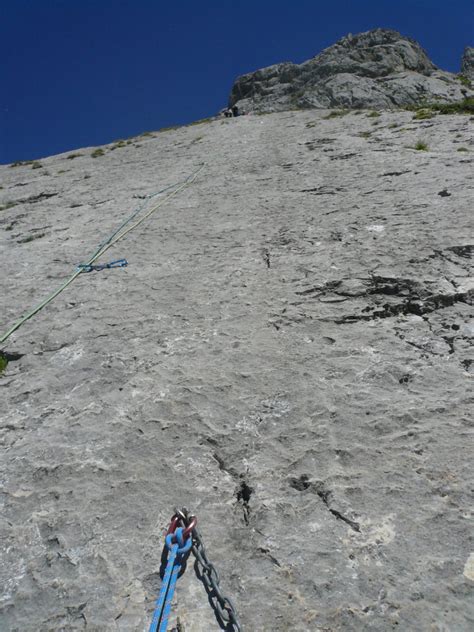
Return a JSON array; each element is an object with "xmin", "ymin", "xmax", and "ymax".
[
  {"xmin": 236, "ymin": 480, "xmax": 253, "ymax": 526},
  {"xmin": 289, "ymin": 475, "xmax": 361, "ymax": 533}
]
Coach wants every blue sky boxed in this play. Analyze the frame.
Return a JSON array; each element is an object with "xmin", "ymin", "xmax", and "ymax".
[{"xmin": 1, "ymin": 0, "xmax": 472, "ymax": 163}]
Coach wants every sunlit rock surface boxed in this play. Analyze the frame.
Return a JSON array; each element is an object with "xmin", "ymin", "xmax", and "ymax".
[{"xmin": 1, "ymin": 107, "xmax": 473, "ymax": 630}]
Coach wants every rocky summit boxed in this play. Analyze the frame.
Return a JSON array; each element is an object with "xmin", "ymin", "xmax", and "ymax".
[
  {"xmin": 229, "ymin": 29, "xmax": 473, "ymax": 113},
  {"xmin": 1, "ymin": 38, "xmax": 474, "ymax": 632}
]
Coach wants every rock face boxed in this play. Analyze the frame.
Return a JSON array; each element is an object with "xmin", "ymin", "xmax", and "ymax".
[
  {"xmin": 462, "ymin": 46, "xmax": 474, "ymax": 80},
  {"xmin": 1, "ymin": 108, "xmax": 473, "ymax": 631},
  {"xmin": 229, "ymin": 29, "xmax": 472, "ymax": 112}
]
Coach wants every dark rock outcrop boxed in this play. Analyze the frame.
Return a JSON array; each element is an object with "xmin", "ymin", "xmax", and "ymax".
[
  {"xmin": 461, "ymin": 46, "xmax": 474, "ymax": 80},
  {"xmin": 229, "ymin": 28, "xmax": 473, "ymax": 112}
]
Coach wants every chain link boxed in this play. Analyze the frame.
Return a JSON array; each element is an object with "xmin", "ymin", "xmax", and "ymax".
[
  {"xmin": 175, "ymin": 509, "xmax": 242, "ymax": 631},
  {"xmin": 192, "ymin": 525, "xmax": 242, "ymax": 631}
]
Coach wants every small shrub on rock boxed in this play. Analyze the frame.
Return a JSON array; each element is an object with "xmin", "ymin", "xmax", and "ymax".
[
  {"xmin": 110, "ymin": 140, "xmax": 127, "ymax": 150},
  {"xmin": 10, "ymin": 159, "xmax": 35, "ymax": 168},
  {"xmin": 414, "ymin": 141, "xmax": 429, "ymax": 151},
  {"xmin": 413, "ymin": 109, "xmax": 435, "ymax": 120},
  {"xmin": 458, "ymin": 74, "xmax": 472, "ymax": 88},
  {"xmin": 433, "ymin": 97, "xmax": 474, "ymax": 115},
  {"xmin": 0, "ymin": 200, "xmax": 18, "ymax": 211},
  {"xmin": 324, "ymin": 110, "xmax": 349, "ymax": 119}
]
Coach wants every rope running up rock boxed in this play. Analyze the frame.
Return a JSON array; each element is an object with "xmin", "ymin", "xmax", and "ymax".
[{"xmin": 0, "ymin": 165, "xmax": 204, "ymax": 345}]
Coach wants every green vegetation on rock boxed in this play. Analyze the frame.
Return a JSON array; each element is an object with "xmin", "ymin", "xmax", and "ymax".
[
  {"xmin": 110, "ymin": 140, "xmax": 127, "ymax": 150},
  {"xmin": 413, "ymin": 109, "xmax": 435, "ymax": 120},
  {"xmin": 414, "ymin": 141, "xmax": 429, "ymax": 151},
  {"xmin": 458, "ymin": 74, "xmax": 472, "ymax": 88},
  {"xmin": 10, "ymin": 159, "xmax": 37, "ymax": 168},
  {"xmin": 0, "ymin": 201, "xmax": 18, "ymax": 211},
  {"xmin": 434, "ymin": 97, "xmax": 474, "ymax": 114},
  {"xmin": 408, "ymin": 97, "xmax": 474, "ymax": 117},
  {"xmin": 324, "ymin": 110, "xmax": 349, "ymax": 119},
  {"xmin": 18, "ymin": 232, "xmax": 46, "ymax": 244}
]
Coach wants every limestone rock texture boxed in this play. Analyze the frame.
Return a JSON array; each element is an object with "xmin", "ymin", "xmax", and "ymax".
[
  {"xmin": 0, "ymin": 108, "xmax": 473, "ymax": 631},
  {"xmin": 229, "ymin": 29, "xmax": 473, "ymax": 113}
]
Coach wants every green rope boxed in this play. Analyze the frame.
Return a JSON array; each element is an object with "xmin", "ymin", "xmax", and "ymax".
[{"xmin": 0, "ymin": 165, "xmax": 204, "ymax": 345}]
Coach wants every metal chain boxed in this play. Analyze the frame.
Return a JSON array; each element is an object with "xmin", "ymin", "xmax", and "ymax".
[
  {"xmin": 192, "ymin": 525, "xmax": 242, "ymax": 631},
  {"xmin": 175, "ymin": 509, "xmax": 242, "ymax": 631}
]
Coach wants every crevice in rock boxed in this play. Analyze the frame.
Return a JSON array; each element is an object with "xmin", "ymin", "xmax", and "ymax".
[
  {"xmin": 365, "ymin": 276, "xmax": 417, "ymax": 297},
  {"xmin": 333, "ymin": 290, "xmax": 471, "ymax": 323},
  {"xmin": 17, "ymin": 232, "xmax": 46, "ymax": 244},
  {"xmin": 315, "ymin": 486, "xmax": 361, "ymax": 533},
  {"xmin": 1, "ymin": 351, "xmax": 23, "ymax": 362},
  {"xmin": 330, "ymin": 153, "xmax": 357, "ymax": 160},
  {"xmin": 380, "ymin": 170, "xmax": 411, "ymax": 176},
  {"xmin": 446, "ymin": 244, "xmax": 472, "ymax": 258},
  {"xmin": 24, "ymin": 192, "xmax": 59, "ymax": 204},
  {"xmin": 441, "ymin": 335, "xmax": 456, "ymax": 354},
  {"xmin": 212, "ymin": 452, "xmax": 240, "ymax": 479},
  {"xmin": 289, "ymin": 474, "xmax": 311, "ymax": 490},
  {"xmin": 299, "ymin": 186, "xmax": 342, "ymax": 195},
  {"xmin": 236, "ymin": 480, "xmax": 253, "ymax": 525},
  {"xmin": 258, "ymin": 546, "xmax": 282, "ymax": 567},
  {"xmin": 237, "ymin": 480, "xmax": 252, "ymax": 503},
  {"xmin": 293, "ymin": 274, "xmax": 471, "ymax": 326},
  {"xmin": 261, "ymin": 248, "xmax": 271, "ymax": 268},
  {"xmin": 395, "ymin": 332, "xmax": 432, "ymax": 356},
  {"xmin": 289, "ymin": 476, "xmax": 360, "ymax": 532}
]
